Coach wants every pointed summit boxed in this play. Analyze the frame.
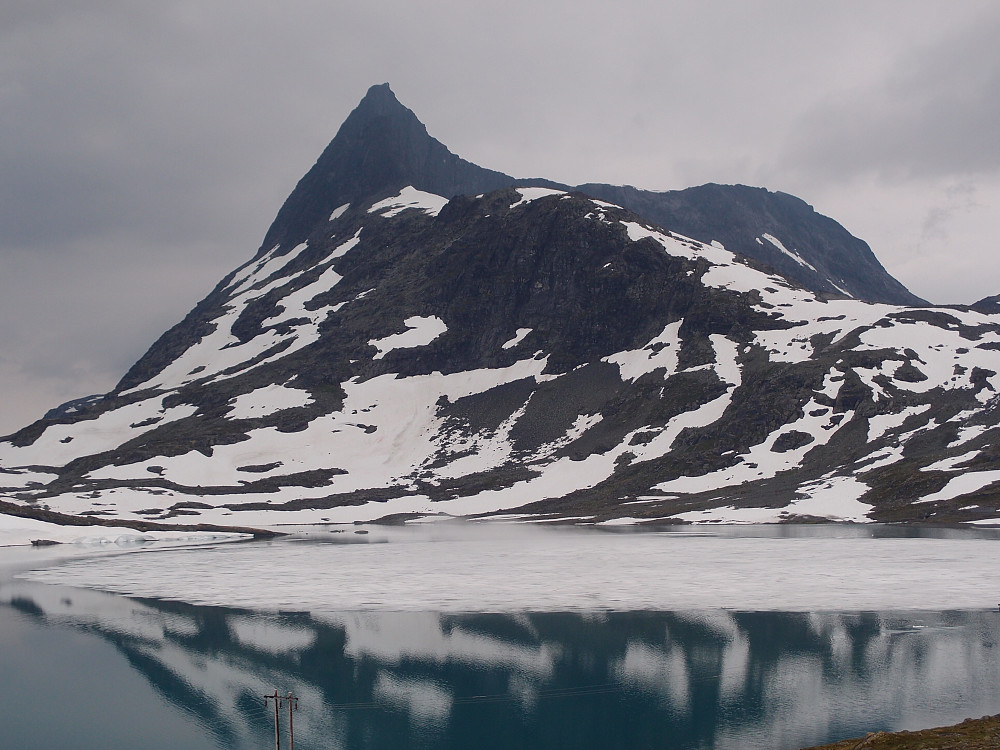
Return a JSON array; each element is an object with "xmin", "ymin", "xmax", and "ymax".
[
  {"xmin": 259, "ymin": 84, "xmax": 530, "ymax": 254},
  {"xmin": 352, "ymin": 82, "xmax": 412, "ymax": 117}
]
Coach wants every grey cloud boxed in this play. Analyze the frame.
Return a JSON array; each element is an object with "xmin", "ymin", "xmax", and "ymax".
[
  {"xmin": 780, "ymin": 6, "xmax": 1000, "ymax": 183},
  {"xmin": 2, "ymin": 0, "xmax": 999, "ymax": 432},
  {"xmin": 0, "ymin": 234, "xmax": 244, "ymax": 431},
  {"xmin": 920, "ymin": 182, "xmax": 979, "ymax": 240},
  {"xmin": 0, "ymin": 2, "xmax": 352, "ymax": 254}
]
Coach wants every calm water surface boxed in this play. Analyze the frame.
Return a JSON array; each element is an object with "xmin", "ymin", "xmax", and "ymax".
[{"xmin": 1, "ymin": 524, "xmax": 998, "ymax": 750}]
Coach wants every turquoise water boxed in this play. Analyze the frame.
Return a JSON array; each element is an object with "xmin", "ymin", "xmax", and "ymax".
[{"xmin": 2, "ymin": 527, "xmax": 999, "ymax": 749}]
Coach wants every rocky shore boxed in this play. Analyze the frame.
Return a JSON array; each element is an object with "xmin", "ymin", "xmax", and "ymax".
[{"xmin": 803, "ymin": 714, "xmax": 1000, "ymax": 749}]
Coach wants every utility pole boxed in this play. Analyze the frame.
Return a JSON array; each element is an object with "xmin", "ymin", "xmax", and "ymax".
[
  {"xmin": 286, "ymin": 691, "xmax": 299, "ymax": 750},
  {"xmin": 264, "ymin": 690, "xmax": 298, "ymax": 750}
]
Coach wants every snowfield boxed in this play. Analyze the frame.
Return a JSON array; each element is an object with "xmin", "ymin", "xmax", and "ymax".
[{"xmin": 3, "ymin": 193, "xmax": 1000, "ymax": 528}]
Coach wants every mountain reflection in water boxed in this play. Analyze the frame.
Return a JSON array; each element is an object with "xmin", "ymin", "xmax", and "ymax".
[{"xmin": 2, "ymin": 582, "xmax": 998, "ymax": 750}]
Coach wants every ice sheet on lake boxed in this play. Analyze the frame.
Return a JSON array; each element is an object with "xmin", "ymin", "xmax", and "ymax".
[
  {"xmin": 0, "ymin": 513, "xmax": 249, "ymax": 548},
  {"xmin": 16, "ymin": 525, "xmax": 1000, "ymax": 612}
]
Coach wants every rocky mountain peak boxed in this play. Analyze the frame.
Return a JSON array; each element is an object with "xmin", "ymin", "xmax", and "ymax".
[
  {"xmin": 259, "ymin": 84, "xmax": 522, "ymax": 255},
  {"xmin": 353, "ymin": 82, "xmax": 408, "ymax": 117}
]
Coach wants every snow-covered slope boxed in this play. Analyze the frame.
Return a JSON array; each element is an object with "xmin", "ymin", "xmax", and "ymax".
[
  {"xmin": 2, "ymin": 85, "xmax": 999, "ymax": 530},
  {"xmin": 2, "ymin": 181, "xmax": 999, "ymax": 528}
]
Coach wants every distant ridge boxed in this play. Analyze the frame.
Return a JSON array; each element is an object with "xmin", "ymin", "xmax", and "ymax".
[
  {"xmin": 971, "ymin": 293, "xmax": 1000, "ymax": 314},
  {"xmin": 577, "ymin": 182, "xmax": 926, "ymax": 305}
]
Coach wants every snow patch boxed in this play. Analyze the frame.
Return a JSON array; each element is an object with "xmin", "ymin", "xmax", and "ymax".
[
  {"xmin": 859, "ymin": 444, "xmax": 907, "ymax": 472},
  {"xmin": 370, "ymin": 316, "xmax": 447, "ymax": 360},
  {"xmin": 368, "ymin": 186, "xmax": 448, "ymax": 218},
  {"xmin": 0, "ymin": 396, "xmax": 197, "ymax": 467},
  {"xmin": 596, "ymin": 517, "xmax": 646, "ymax": 526},
  {"xmin": 501, "ymin": 328, "xmax": 532, "ymax": 350},
  {"xmin": 328, "ymin": 202, "xmax": 350, "ymax": 221},
  {"xmin": 329, "ymin": 228, "xmax": 362, "ymax": 259},
  {"xmin": 227, "ymin": 385, "xmax": 314, "ymax": 420},
  {"xmin": 857, "ymin": 319, "xmax": 1000, "ymax": 396},
  {"xmin": 791, "ymin": 476, "xmax": 873, "ymax": 521},
  {"xmin": 672, "ymin": 476, "xmax": 872, "ymax": 523},
  {"xmin": 605, "ymin": 322, "xmax": 681, "ymax": 382},
  {"xmin": 533, "ymin": 413, "xmax": 604, "ymax": 461},
  {"xmin": 921, "ymin": 450, "xmax": 981, "ymax": 473},
  {"xmin": 509, "ymin": 187, "xmax": 566, "ymax": 209},
  {"xmin": 123, "ymin": 259, "xmax": 349, "ymax": 393},
  {"xmin": 867, "ymin": 405, "xmax": 932, "ymax": 441},
  {"xmin": 623, "ymin": 336, "xmax": 741, "ymax": 468},
  {"xmin": 0, "ymin": 469, "xmax": 60, "ymax": 490},
  {"xmin": 918, "ymin": 470, "xmax": 1000, "ymax": 505},
  {"xmin": 97, "ymin": 357, "xmax": 555, "ymax": 500},
  {"xmin": 433, "ymin": 402, "xmax": 531, "ymax": 480},
  {"xmin": 589, "ymin": 199, "xmax": 620, "ymax": 209},
  {"xmin": 226, "ymin": 241, "xmax": 314, "ymax": 296},
  {"xmin": 656, "ymin": 402, "xmax": 854, "ymax": 494},
  {"xmin": 948, "ymin": 424, "xmax": 990, "ymax": 448},
  {"xmin": 762, "ymin": 233, "xmax": 817, "ymax": 272}
]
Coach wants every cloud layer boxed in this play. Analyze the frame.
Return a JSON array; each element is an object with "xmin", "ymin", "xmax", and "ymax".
[{"xmin": 2, "ymin": 0, "xmax": 998, "ymax": 432}]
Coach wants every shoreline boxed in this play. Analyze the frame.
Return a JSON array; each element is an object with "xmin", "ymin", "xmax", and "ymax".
[{"xmin": 803, "ymin": 714, "xmax": 1000, "ymax": 749}]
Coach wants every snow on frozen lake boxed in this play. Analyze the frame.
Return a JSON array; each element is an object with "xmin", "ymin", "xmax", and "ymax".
[{"xmin": 14, "ymin": 523, "xmax": 1000, "ymax": 613}]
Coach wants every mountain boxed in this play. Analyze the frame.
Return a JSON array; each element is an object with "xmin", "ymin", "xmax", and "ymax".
[
  {"xmin": 1, "ymin": 85, "xmax": 998, "ymax": 529},
  {"xmin": 260, "ymin": 83, "xmax": 922, "ymax": 306}
]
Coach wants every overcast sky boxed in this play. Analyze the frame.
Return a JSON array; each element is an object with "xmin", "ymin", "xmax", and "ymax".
[{"xmin": 2, "ymin": 0, "xmax": 999, "ymax": 434}]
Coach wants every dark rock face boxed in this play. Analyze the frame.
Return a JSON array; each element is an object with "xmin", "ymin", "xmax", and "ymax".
[
  {"xmin": 2, "ymin": 84, "xmax": 1000, "ymax": 528},
  {"xmin": 576, "ymin": 183, "xmax": 926, "ymax": 305},
  {"xmin": 262, "ymin": 83, "xmax": 921, "ymax": 305},
  {"xmin": 971, "ymin": 294, "xmax": 1000, "ymax": 314},
  {"xmin": 259, "ymin": 83, "xmax": 557, "ymax": 256},
  {"xmin": 43, "ymin": 394, "xmax": 104, "ymax": 420}
]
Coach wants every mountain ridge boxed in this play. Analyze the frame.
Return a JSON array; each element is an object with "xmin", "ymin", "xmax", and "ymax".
[
  {"xmin": 261, "ymin": 83, "xmax": 923, "ymax": 305},
  {"xmin": 1, "ymin": 85, "xmax": 998, "ymax": 529}
]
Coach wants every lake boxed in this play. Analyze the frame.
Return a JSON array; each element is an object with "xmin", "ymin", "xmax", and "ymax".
[{"xmin": 2, "ymin": 523, "xmax": 999, "ymax": 749}]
